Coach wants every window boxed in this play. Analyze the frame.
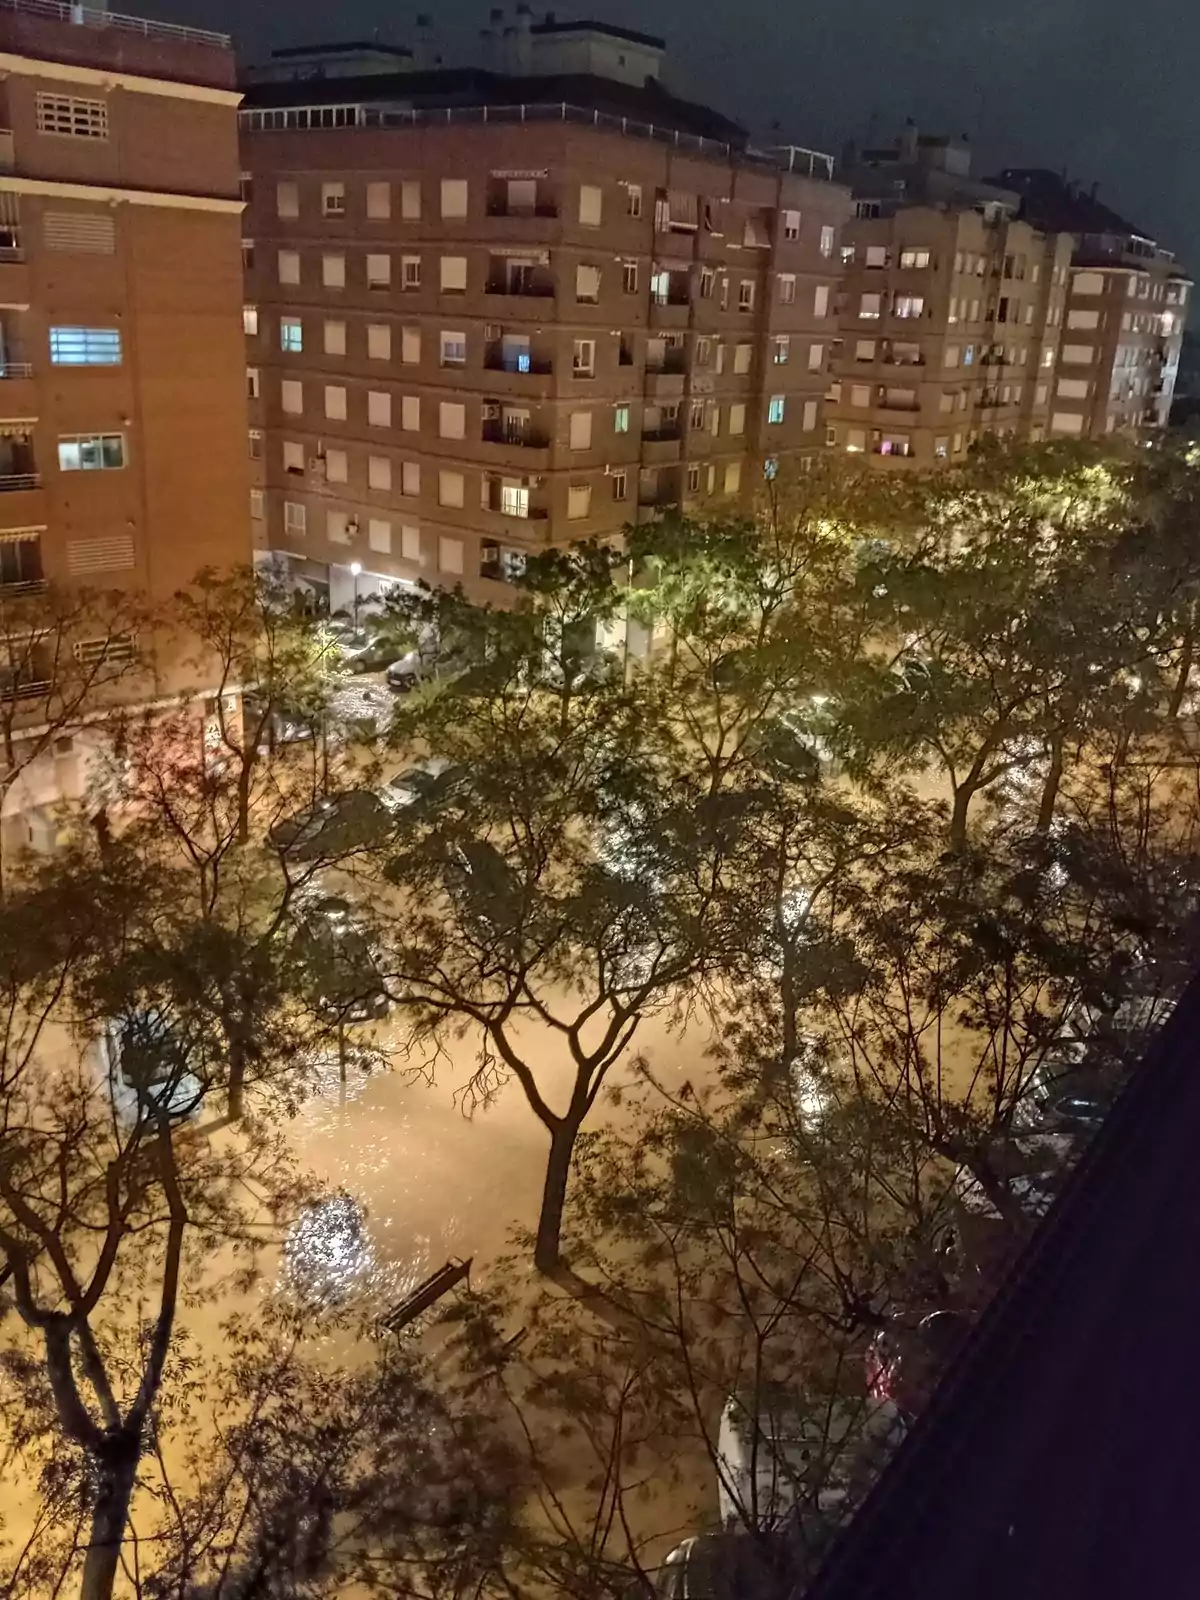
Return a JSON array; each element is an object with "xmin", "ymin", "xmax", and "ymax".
[
  {"xmin": 689, "ymin": 398, "xmax": 705, "ymax": 430},
  {"xmin": 948, "ymin": 296, "xmax": 959, "ymax": 324},
  {"xmin": 284, "ymin": 502, "xmax": 306, "ymax": 536},
  {"xmin": 58, "ymin": 432, "xmax": 125, "ymax": 471},
  {"xmin": 369, "ymin": 518, "xmax": 391, "ymax": 553},
  {"xmin": 938, "ymin": 391, "xmax": 954, "ymax": 414},
  {"xmin": 280, "ymin": 318, "xmax": 303, "ymax": 353},
  {"xmin": 278, "ymin": 249, "xmax": 300, "ymax": 285},
  {"xmin": 573, "ymin": 338, "xmax": 596, "ymax": 377},
  {"xmin": 782, "ymin": 208, "xmax": 801, "ymax": 240},
  {"xmin": 439, "ymin": 400, "xmax": 466, "ymax": 439},
  {"xmin": 729, "ymin": 402, "xmax": 746, "ymax": 435},
  {"xmin": 1056, "ymin": 377, "xmax": 1090, "ymax": 400},
  {"xmin": 854, "ymin": 339, "xmax": 876, "ymax": 361},
  {"xmin": 327, "ymin": 511, "xmax": 350, "ymax": 545},
  {"xmin": 715, "ymin": 343, "xmax": 726, "ymax": 374},
  {"xmin": 579, "ymin": 184, "xmax": 603, "ymax": 226},
  {"xmin": 860, "ymin": 293, "xmax": 882, "ymax": 319},
  {"xmin": 248, "ymin": 428, "xmax": 263, "ymax": 461},
  {"xmin": 1061, "ymin": 343, "xmax": 1094, "ymax": 364},
  {"xmin": 814, "ymin": 284, "xmax": 830, "ymax": 317},
  {"xmin": 720, "ymin": 277, "xmax": 730, "ymax": 310},
  {"xmin": 440, "ymin": 330, "xmax": 467, "ymax": 367},
  {"xmin": 944, "ymin": 344, "xmax": 960, "ymax": 367},
  {"xmin": 322, "ymin": 182, "xmax": 345, "ymax": 217},
  {"xmin": 368, "ymin": 391, "xmax": 392, "ymax": 428},
  {"xmin": 402, "ymin": 460, "xmax": 420, "ymax": 496},
  {"xmin": 611, "ymin": 469, "xmax": 628, "ymax": 501},
  {"xmin": 441, "ymin": 255, "xmax": 467, "ymax": 293},
  {"xmin": 622, "ymin": 260, "xmax": 638, "ymax": 294},
  {"xmin": 401, "ymin": 326, "xmax": 421, "ymax": 365},
  {"xmin": 325, "ymin": 319, "xmax": 346, "ymax": 356},
  {"xmin": 773, "ymin": 335, "xmax": 790, "ymax": 365},
  {"xmin": 322, "ymin": 252, "xmax": 345, "ymax": 289},
  {"xmin": 808, "ymin": 342, "xmax": 825, "ymax": 373},
  {"xmin": 576, "ymin": 264, "xmax": 601, "ymax": 303},
  {"xmin": 865, "ymin": 245, "xmax": 889, "ymax": 268},
  {"xmin": 738, "ymin": 280, "xmax": 755, "ymax": 311},
  {"xmin": 42, "ymin": 209, "xmax": 115, "ymax": 256},
  {"xmin": 276, "ymin": 181, "xmax": 299, "ymax": 219},
  {"xmin": 399, "ymin": 395, "xmax": 419, "ymax": 433},
  {"xmin": 49, "ymin": 327, "xmax": 121, "ymax": 365},
  {"xmin": 368, "ymin": 253, "xmax": 392, "ymax": 290},
  {"xmin": 439, "ymin": 536, "xmax": 464, "ymax": 574},
  {"xmin": 569, "ymin": 411, "xmax": 592, "ymax": 450},
  {"xmin": 734, "ymin": 343, "xmax": 752, "ymax": 375},
  {"xmin": 325, "ymin": 448, "xmax": 347, "ymax": 484},
  {"xmin": 283, "ymin": 441, "xmax": 304, "ymax": 475},
  {"xmin": 962, "ymin": 344, "xmax": 975, "ymax": 366},
  {"xmin": 849, "ymin": 384, "xmax": 871, "ymax": 408},
  {"xmin": 768, "ymin": 395, "xmax": 786, "ymax": 425},
  {"xmin": 250, "ymin": 487, "xmax": 264, "ymax": 520},
  {"xmin": 625, "ymin": 183, "xmax": 642, "ymax": 218},
  {"xmin": 802, "ymin": 398, "xmax": 818, "ymax": 432},
  {"xmin": 401, "ymin": 256, "xmax": 420, "ymax": 291},
  {"xmin": 439, "ymin": 469, "xmax": 465, "ymax": 508},
  {"xmin": 401, "ymin": 525, "xmax": 421, "ymax": 562},
  {"xmin": 819, "ymin": 225, "xmax": 835, "ymax": 258},
  {"xmin": 1074, "ymin": 271, "xmax": 1105, "ymax": 295},
  {"xmin": 894, "ymin": 294, "xmax": 924, "ymax": 318},
  {"xmin": 614, "ymin": 404, "xmax": 630, "ymax": 434},
  {"xmin": 899, "ymin": 248, "xmax": 931, "ymax": 269},
  {"xmin": 401, "ymin": 180, "xmax": 421, "ymax": 220},
  {"xmin": 568, "ymin": 483, "xmax": 592, "ymax": 520},
  {"xmin": 1051, "ymin": 411, "xmax": 1085, "ymax": 435},
  {"xmin": 243, "ymin": 305, "xmax": 258, "ymax": 337},
  {"xmin": 246, "ymin": 366, "xmax": 260, "ymax": 400},
  {"xmin": 37, "ymin": 93, "xmax": 108, "ymax": 140},
  {"xmin": 686, "ymin": 464, "xmax": 701, "ymax": 494},
  {"xmin": 695, "ymin": 336, "xmax": 712, "ymax": 367},
  {"xmin": 367, "ymin": 324, "xmax": 391, "ymax": 361},
  {"xmin": 845, "ymin": 428, "xmax": 867, "ymax": 452},
  {"xmin": 325, "ymin": 385, "xmax": 347, "ymax": 421},
  {"xmin": 281, "ymin": 379, "xmax": 303, "ymax": 414},
  {"xmin": 934, "ymin": 436, "xmax": 949, "ymax": 459},
  {"xmin": 368, "ymin": 455, "xmax": 391, "ymax": 490},
  {"xmin": 1067, "ymin": 308, "xmax": 1100, "ymax": 330},
  {"xmin": 724, "ymin": 462, "xmax": 742, "ymax": 494},
  {"xmin": 441, "ymin": 179, "xmax": 468, "ymax": 218},
  {"xmin": 367, "ymin": 181, "xmax": 390, "ymax": 219}
]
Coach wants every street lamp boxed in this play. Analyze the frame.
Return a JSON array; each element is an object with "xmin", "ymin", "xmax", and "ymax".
[{"xmin": 349, "ymin": 561, "xmax": 362, "ymax": 635}]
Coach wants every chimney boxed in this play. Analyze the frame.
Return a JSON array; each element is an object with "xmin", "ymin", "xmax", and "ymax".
[
  {"xmin": 514, "ymin": 2, "xmax": 533, "ymax": 73},
  {"xmin": 899, "ymin": 118, "xmax": 918, "ymax": 163}
]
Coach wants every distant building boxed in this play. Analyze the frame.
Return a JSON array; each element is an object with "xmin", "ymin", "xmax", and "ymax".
[
  {"xmin": 826, "ymin": 125, "xmax": 1073, "ymax": 468},
  {"xmin": 988, "ymin": 169, "xmax": 1189, "ymax": 441},
  {"xmin": 239, "ymin": 13, "xmax": 850, "ymax": 611}
]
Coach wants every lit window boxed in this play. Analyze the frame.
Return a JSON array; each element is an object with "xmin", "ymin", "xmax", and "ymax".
[
  {"xmin": 500, "ymin": 481, "xmax": 529, "ymax": 518},
  {"xmin": 781, "ymin": 208, "xmax": 801, "ymax": 240},
  {"xmin": 284, "ymin": 501, "xmax": 306, "ymax": 535},
  {"xmin": 276, "ymin": 181, "xmax": 299, "ymax": 219},
  {"xmin": 58, "ymin": 432, "xmax": 126, "ymax": 471},
  {"xmin": 625, "ymin": 183, "xmax": 642, "ymax": 218},
  {"xmin": 860, "ymin": 293, "xmax": 882, "ymax": 319},
  {"xmin": 401, "ymin": 256, "xmax": 420, "ymax": 290},
  {"xmin": 278, "ymin": 249, "xmax": 300, "ymax": 285},
  {"xmin": 894, "ymin": 294, "xmax": 924, "ymax": 319},
  {"xmin": 49, "ymin": 327, "xmax": 122, "ymax": 365},
  {"xmin": 248, "ymin": 429, "xmax": 262, "ymax": 460},
  {"xmin": 243, "ymin": 306, "xmax": 258, "ymax": 337},
  {"xmin": 767, "ymin": 395, "xmax": 786, "ymax": 424},
  {"xmin": 441, "ymin": 255, "xmax": 468, "ymax": 293},
  {"xmin": 250, "ymin": 487, "xmax": 264, "ymax": 519},
  {"xmin": 441, "ymin": 179, "xmax": 468, "ymax": 219},
  {"xmin": 280, "ymin": 318, "xmax": 303, "ymax": 353},
  {"xmin": 622, "ymin": 261, "xmax": 638, "ymax": 294},
  {"xmin": 321, "ymin": 182, "xmax": 345, "ymax": 217},
  {"xmin": 576, "ymin": 264, "xmax": 601, "ymax": 303},
  {"xmin": 819, "ymin": 225, "xmax": 835, "ymax": 258},
  {"xmin": 282, "ymin": 380, "xmax": 304, "ymax": 414},
  {"xmin": 899, "ymin": 248, "xmax": 931, "ymax": 269},
  {"xmin": 368, "ymin": 253, "xmax": 392, "ymax": 290},
  {"xmin": 322, "ymin": 252, "xmax": 345, "ymax": 289},
  {"xmin": 573, "ymin": 339, "xmax": 596, "ymax": 377},
  {"xmin": 773, "ymin": 335, "xmax": 790, "ymax": 365},
  {"xmin": 567, "ymin": 483, "xmax": 592, "ymax": 520},
  {"xmin": 614, "ymin": 404, "xmax": 630, "ymax": 434},
  {"xmin": 808, "ymin": 342, "xmax": 825, "ymax": 373},
  {"xmin": 814, "ymin": 284, "xmax": 830, "ymax": 317},
  {"xmin": 440, "ymin": 330, "xmax": 467, "ymax": 367},
  {"xmin": 36, "ymin": 93, "xmax": 107, "ymax": 139},
  {"xmin": 246, "ymin": 367, "xmax": 260, "ymax": 399},
  {"xmin": 738, "ymin": 280, "xmax": 755, "ymax": 311}
]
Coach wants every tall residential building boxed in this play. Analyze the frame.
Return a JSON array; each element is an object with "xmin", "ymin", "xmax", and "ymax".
[
  {"xmin": 988, "ymin": 170, "xmax": 1190, "ymax": 441},
  {"xmin": 0, "ymin": 0, "xmax": 250, "ymax": 845},
  {"xmin": 826, "ymin": 127, "xmax": 1072, "ymax": 468},
  {"xmin": 239, "ymin": 18, "xmax": 850, "ymax": 612}
]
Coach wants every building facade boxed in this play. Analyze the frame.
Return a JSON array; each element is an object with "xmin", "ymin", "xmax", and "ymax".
[
  {"xmin": 239, "ymin": 29, "xmax": 850, "ymax": 610},
  {"xmin": 0, "ymin": 0, "xmax": 250, "ymax": 844},
  {"xmin": 826, "ymin": 129, "xmax": 1073, "ymax": 468},
  {"xmin": 991, "ymin": 170, "xmax": 1189, "ymax": 441}
]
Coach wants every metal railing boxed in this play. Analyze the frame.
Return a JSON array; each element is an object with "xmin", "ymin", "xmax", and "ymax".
[
  {"xmin": 2, "ymin": 676, "xmax": 52, "ymax": 699},
  {"xmin": 0, "ymin": 472, "xmax": 40, "ymax": 491},
  {"xmin": 0, "ymin": 576, "xmax": 45, "ymax": 595},
  {"xmin": 0, "ymin": 0, "xmax": 230, "ymax": 49},
  {"xmin": 484, "ymin": 278, "xmax": 554, "ymax": 298},
  {"xmin": 240, "ymin": 99, "xmax": 837, "ymax": 180},
  {"xmin": 0, "ymin": 362, "xmax": 32, "ymax": 378}
]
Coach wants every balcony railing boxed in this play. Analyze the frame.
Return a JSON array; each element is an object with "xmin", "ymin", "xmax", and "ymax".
[
  {"xmin": 646, "ymin": 354, "xmax": 687, "ymax": 376},
  {"xmin": 0, "ymin": 576, "xmax": 45, "ymax": 596},
  {"xmin": 0, "ymin": 473, "xmax": 40, "ymax": 491},
  {"xmin": 481, "ymin": 424, "xmax": 550, "ymax": 448},
  {"xmin": 0, "ymin": 362, "xmax": 32, "ymax": 379},
  {"xmin": 483, "ymin": 352, "xmax": 553, "ymax": 375},
  {"xmin": 0, "ymin": 0, "xmax": 230, "ymax": 47},
  {"xmin": 642, "ymin": 427, "xmax": 682, "ymax": 443},
  {"xmin": 485, "ymin": 279, "xmax": 555, "ymax": 298},
  {"xmin": 1, "ymin": 676, "xmax": 51, "ymax": 700},
  {"xmin": 486, "ymin": 201, "xmax": 558, "ymax": 218}
]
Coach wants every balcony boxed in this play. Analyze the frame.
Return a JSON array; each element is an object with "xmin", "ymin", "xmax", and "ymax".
[
  {"xmin": 641, "ymin": 430, "xmax": 683, "ymax": 466},
  {"xmin": 482, "ymin": 423, "xmax": 550, "ymax": 449},
  {"xmin": 484, "ymin": 278, "xmax": 555, "ymax": 299},
  {"xmin": 483, "ymin": 348, "xmax": 553, "ymax": 378},
  {"xmin": 0, "ymin": 472, "xmax": 40, "ymax": 492}
]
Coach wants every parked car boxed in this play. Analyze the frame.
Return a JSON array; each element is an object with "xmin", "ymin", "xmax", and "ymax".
[
  {"xmin": 379, "ymin": 756, "xmax": 460, "ymax": 812},
  {"xmin": 291, "ymin": 889, "xmax": 390, "ymax": 1022},
  {"xmin": 864, "ymin": 1308, "xmax": 972, "ymax": 1418},
  {"xmin": 646, "ymin": 1530, "xmax": 825, "ymax": 1600},
  {"xmin": 327, "ymin": 619, "xmax": 407, "ymax": 675},
  {"xmin": 268, "ymin": 790, "xmax": 393, "ymax": 862},
  {"xmin": 716, "ymin": 1386, "xmax": 904, "ymax": 1531},
  {"xmin": 99, "ymin": 1007, "xmax": 205, "ymax": 1124}
]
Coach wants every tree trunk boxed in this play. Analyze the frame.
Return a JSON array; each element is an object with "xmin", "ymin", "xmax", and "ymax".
[
  {"xmin": 533, "ymin": 1118, "xmax": 577, "ymax": 1277},
  {"xmin": 1168, "ymin": 626, "xmax": 1195, "ymax": 720},
  {"xmin": 1035, "ymin": 734, "xmax": 1064, "ymax": 833},
  {"xmin": 236, "ymin": 754, "xmax": 255, "ymax": 846},
  {"xmin": 227, "ymin": 1034, "xmax": 247, "ymax": 1121},
  {"xmin": 948, "ymin": 783, "xmax": 974, "ymax": 850},
  {"xmin": 81, "ymin": 1432, "xmax": 141, "ymax": 1600}
]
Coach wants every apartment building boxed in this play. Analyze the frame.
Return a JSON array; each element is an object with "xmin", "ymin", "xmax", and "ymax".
[
  {"xmin": 827, "ymin": 128, "xmax": 1072, "ymax": 467},
  {"xmin": 990, "ymin": 170, "xmax": 1189, "ymax": 441},
  {"xmin": 239, "ymin": 18, "xmax": 850, "ymax": 611},
  {"xmin": 0, "ymin": 0, "xmax": 250, "ymax": 843}
]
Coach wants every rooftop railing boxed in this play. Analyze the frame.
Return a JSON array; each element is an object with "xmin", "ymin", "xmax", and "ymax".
[{"xmin": 0, "ymin": 0, "xmax": 230, "ymax": 50}]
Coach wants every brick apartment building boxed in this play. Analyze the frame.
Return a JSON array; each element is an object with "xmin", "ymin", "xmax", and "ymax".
[
  {"xmin": 827, "ymin": 128, "xmax": 1074, "ymax": 468},
  {"xmin": 0, "ymin": 0, "xmax": 250, "ymax": 845},
  {"xmin": 238, "ymin": 16, "xmax": 850, "ymax": 611},
  {"xmin": 990, "ymin": 169, "xmax": 1189, "ymax": 441}
]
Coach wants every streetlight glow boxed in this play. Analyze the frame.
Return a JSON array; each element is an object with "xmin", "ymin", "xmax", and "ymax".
[{"xmin": 350, "ymin": 561, "xmax": 362, "ymax": 576}]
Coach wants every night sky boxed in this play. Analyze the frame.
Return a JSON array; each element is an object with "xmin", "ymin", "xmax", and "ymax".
[{"xmin": 157, "ymin": 0, "xmax": 1195, "ymax": 280}]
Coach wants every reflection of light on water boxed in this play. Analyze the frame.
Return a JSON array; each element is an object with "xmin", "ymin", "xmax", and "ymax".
[{"xmin": 281, "ymin": 1193, "xmax": 375, "ymax": 1311}]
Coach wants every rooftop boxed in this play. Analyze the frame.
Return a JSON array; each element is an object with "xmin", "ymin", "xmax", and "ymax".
[
  {"xmin": 268, "ymin": 39, "xmax": 414, "ymax": 61},
  {"xmin": 0, "ymin": 0, "xmax": 234, "ymax": 88},
  {"xmin": 529, "ymin": 17, "xmax": 666, "ymax": 47},
  {"xmin": 990, "ymin": 167, "xmax": 1153, "ymax": 242}
]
